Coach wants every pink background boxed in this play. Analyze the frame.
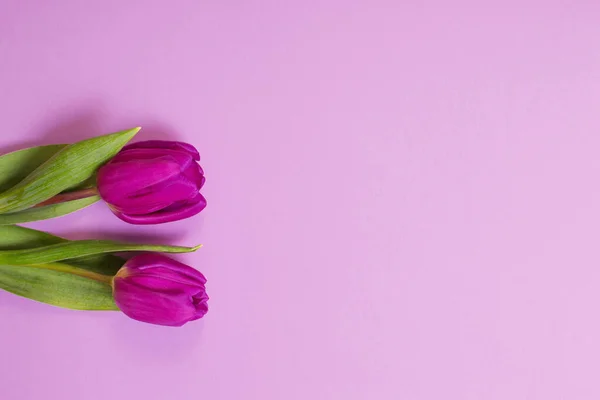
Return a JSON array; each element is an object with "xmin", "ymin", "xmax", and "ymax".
[{"xmin": 2, "ymin": 1, "xmax": 600, "ymax": 399}]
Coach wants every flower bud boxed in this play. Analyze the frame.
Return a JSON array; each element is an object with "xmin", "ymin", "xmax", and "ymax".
[
  {"xmin": 113, "ymin": 253, "xmax": 208, "ymax": 326},
  {"xmin": 97, "ymin": 140, "xmax": 206, "ymax": 224}
]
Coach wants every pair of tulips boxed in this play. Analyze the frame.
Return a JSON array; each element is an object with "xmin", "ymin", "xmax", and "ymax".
[
  {"xmin": 96, "ymin": 140, "xmax": 208, "ymax": 327},
  {"xmin": 4, "ymin": 136, "xmax": 209, "ymax": 327}
]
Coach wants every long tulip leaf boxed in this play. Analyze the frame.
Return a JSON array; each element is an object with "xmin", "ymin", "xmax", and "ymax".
[
  {"xmin": 0, "ymin": 225, "xmax": 125, "ymax": 275},
  {"xmin": 0, "ymin": 196, "xmax": 100, "ymax": 225},
  {"xmin": 0, "ymin": 127, "xmax": 139, "ymax": 213},
  {"xmin": 0, "ymin": 240, "xmax": 201, "ymax": 265},
  {"xmin": 0, "ymin": 225, "xmax": 65, "ymax": 249},
  {"xmin": 0, "ymin": 144, "xmax": 67, "ymax": 193},
  {"xmin": 0, "ymin": 263, "xmax": 118, "ymax": 310}
]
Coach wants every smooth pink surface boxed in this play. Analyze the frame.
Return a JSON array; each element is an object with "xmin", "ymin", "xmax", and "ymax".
[{"xmin": 2, "ymin": 1, "xmax": 600, "ymax": 399}]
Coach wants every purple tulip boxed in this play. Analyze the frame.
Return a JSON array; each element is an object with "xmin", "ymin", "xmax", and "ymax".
[
  {"xmin": 97, "ymin": 140, "xmax": 206, "ymax": 224},
  {"xmin": 112, "ymin": 253, "xmax": 209, "ymax": 327}
]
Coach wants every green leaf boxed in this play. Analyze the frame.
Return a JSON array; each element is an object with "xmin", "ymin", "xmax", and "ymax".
[
  {"xmin": 63, "ymin": 174, "xmax": 98, "ymax": 193},
  {"xmin": 0, "ymin": 127, "xmax": 140, "ymax": 214},
  {"xmin": 0, "ymin": 225, "xmax": 125, "ymax": 275},
  {"xmin": 0, "ymin": 240, "xmax": 201, "ymax": 265},
  {"xmin": 0, "ymin": 225, "xmax": 65, "ymax": 249},
  {"xmin": 67, "ymin": 254, "xmax": 125, "ymax": 276},
  {"xmin": 0, "ymin": 144, "xmax": 67, "ymax": 193},
  {"xmin": 0, "ymin": 196, "xmax": 100, "ymax": 225},
  {"xmin": 0, "ymin": 264, "xmax": 118, "ymax": 310}
]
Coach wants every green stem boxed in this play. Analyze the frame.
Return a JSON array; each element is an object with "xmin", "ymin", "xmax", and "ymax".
[
  {"xmin": 34, "ymin": 187, "xmax": 99, "ymax": 208},
  {"xmin": 19, "ymin": 262, "xmax": 113, "ymax": 285}
]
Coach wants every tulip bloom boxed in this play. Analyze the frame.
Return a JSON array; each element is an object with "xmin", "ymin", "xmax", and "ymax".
[
  {"xmin": 112, "ymin": 253, "xmax": 209, "ymax": 327},
  {"xmin": 97, "ymin": 140, "xmax": 206, "ymax": 224}
]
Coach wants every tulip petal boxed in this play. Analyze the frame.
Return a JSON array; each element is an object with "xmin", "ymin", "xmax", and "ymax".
[
  {"xmin": 109, "ymin": 176, "xmax": 199, "ymax": 215},
  {"xmin": 115, "ymin": 193, "xmax": 207, "ymax": 225},
  {"xmin": 189, "ymin": 301, "xmax": 209, "ymax": 321},
  {"xmin": 97, "ymin": 157, "xmax": 183, "ymax": 202},
  {"xmin": 114, "ymin": 279, "xmax": 198, "ymax": 326},
  {"xmin": 121, "ymin": 141, "xmax": 200, "ymax": 161},
  {"xmin": 110, "ymin": 148, "xmax": 195, "ymax": 166},
  {"xmin": 183, "ymin": 162, "xmax": 205, "ymax": 188},
  {"xmin": 122, "ymin": 253, "xmax": 207, "ymax": 286}
]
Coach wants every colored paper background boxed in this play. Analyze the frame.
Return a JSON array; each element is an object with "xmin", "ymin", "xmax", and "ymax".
[{"xmin": 2, "ymin": 1, "xmax": 600, "ymax": 399}]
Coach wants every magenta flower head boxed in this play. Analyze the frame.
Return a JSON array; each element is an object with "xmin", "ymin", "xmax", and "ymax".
[
  {"xmin": 112, "ymin": 253, "xmax": 209, "ymax": 327},
  {"xmin": 97, "ymin": 140, "xmax": 206, "ymax": 224}
]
